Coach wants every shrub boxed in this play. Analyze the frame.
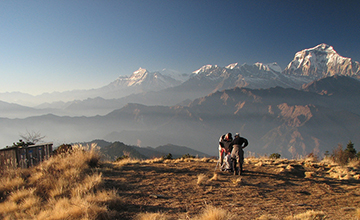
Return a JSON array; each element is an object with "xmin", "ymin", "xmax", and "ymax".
[
  {"xmin": 269, "ymin": 153, "xmax": 281, "ymax": 159},
  {"xmin": 162, "ymin": 153, "xmax": 173, "ymax": 160},
  {"xmin": 182, "ymin": 153, "xmax": 195, "ymax": 159},
  {"xmin": 116, "ymin": 155, "xmax": 129, "ymax": 161},
  {"xmin": 194, "ymin": 205, "xmax": 236, "ymax": 220},
  {"xmin": 331, "ymin": 142, "xmax": 357, "ymax": 166},
  {"xmin": 53, "ymin": 144, "xmax": 73, "ymax": 155},
  {"xmin": 306, "ymin": 152, "xmax": 319, "ymax": 162}
]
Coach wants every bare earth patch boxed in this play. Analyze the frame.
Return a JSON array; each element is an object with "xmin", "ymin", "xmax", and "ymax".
[{"xmin": 100, "ymin": 158, "xmax": 360, "ymax": 219}]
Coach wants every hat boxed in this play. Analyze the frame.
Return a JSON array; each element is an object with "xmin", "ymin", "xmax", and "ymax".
[{"xmin": 235, "ymin": 133, "xmax": 240, "ymax": 137}]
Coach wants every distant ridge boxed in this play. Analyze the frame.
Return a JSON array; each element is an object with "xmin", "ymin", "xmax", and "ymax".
[
  {"xmin": 302, "ymin": 75, "xmax": 360, "ymax": 96},
  {"xmin": 81, "ymin": 140, "xmax": 210, "ymax": 160}
]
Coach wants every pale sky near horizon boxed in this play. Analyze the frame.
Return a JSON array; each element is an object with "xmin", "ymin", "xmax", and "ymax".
[{"xmin": 1, "ymin": 0, "xmax": 360, "ymax": 95}]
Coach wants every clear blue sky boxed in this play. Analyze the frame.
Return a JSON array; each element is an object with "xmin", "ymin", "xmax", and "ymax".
[{"xmin": 1, "ymin": 0, "xmax": 359, "ymax": 95}]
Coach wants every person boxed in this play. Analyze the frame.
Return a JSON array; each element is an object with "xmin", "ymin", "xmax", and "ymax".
[
  {"xmin": 218, "ymin": 133, "xmax": 233, "ymax": 171},
  {"xmin": 230, "ymin": 133, "xmax": 248, "ymax": 175}
]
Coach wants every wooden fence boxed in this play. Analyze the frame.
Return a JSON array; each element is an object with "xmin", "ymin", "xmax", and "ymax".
[{"xmin": 0, "ymin": 143, "xmax": 53, "ymax": 169}]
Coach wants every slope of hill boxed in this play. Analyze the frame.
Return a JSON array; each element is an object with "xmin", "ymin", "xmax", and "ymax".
[
  {"xmin": 302, "ymin": 75, "xmax": 360, "ymax": 96},
  {"xmin": 103, "ymin": 156, "xmax": 360, "ymax": 219},
  {"xmin": 100, "ymin": 141, "xmax": 147, "ymax": 160},
  {"xmin": 2, "ymin": 148, "xmax": 360, "ymax": 219},
  {"xmin": 80, "ymin": 140, "xmax": 210, "ymax": 160}
]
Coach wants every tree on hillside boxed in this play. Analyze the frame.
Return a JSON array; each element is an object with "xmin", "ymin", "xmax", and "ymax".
[
  {"xmin": 331, "ymin": 141, "xmax": 357, "ymax": 165},
  {"xmin": 20, "ymin": 130, "xmax": 45, "ymax": 145},
  {"xmin": 344, "ymin": 140, "xmax": 357, "ymax": 159}
]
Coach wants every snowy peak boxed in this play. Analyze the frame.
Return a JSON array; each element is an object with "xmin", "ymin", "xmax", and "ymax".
[
  {"xmin": 128, "ymin": 68, "xmax": 149, "ymax": 86},
  {"xmin": 105, "ymin": 67, "xmax": 184, "ymax": 94},
  {"xmin": 193, "ymin": 64, "xmax": 219, "ymax": 74},
  {"xmin": 225, "ymin": 62, "xmax": 282, "ymax": 73},
  {"xmin": 306, "ymin": 43, "xmax": 335, "ymax": 54},
  {"xmin": 131, "ymin": 67, "xmax": 148, "ymax": 77},
  {"xmin": 225, "ymin": 63, "xmax": 239, "ymax": 69},
  {"xmin": 284, "ymin": 43, "xmax": 360, "ymax": 78}
]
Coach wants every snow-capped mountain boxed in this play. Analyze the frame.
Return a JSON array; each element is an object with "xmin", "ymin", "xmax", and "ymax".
[
  {"xmin": 94, "ymin": 67, "xmax": 190, "ymax": 99},
  {"xmin": 2, "ymin": 43, "xmax": 359, "ymax": 110},
  {"xmin": 189, "ymin": 62, "xmax": 300, "ymax": 92},
  {"xmin": 283, "ymin": 43, "xmax": 360, "ymax": 78},
  {"xmin": 107, "ymin": 67, "xmax": 183, "ymax": 90}
]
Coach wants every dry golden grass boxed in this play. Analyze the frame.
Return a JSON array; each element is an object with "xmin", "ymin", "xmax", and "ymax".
[
  {"xmin": 197, "ymin": 173, "xmax": 208, "ymax": 185},
  {"xmin": 134, "ymin": 212, "xmax": 170, "ymax": 220},
  {"xmin": 304, "ymin": 171, "xmax": 315, "ymax": 178},
  {"xmin": 257, "ymin": 214, "xmax": 279, "ymax": 220},
  {"xmin": 134, "ymin": 205, "xmax": 235, "ymax": 220},
  {"xmin": 347, "ymin": 158, "xmax": 360, "ymax": 168},
  {"xmin": 2, "ymin": 151, "xmax": 360, "ymax": 219},
  {"xmin": 105, "ymin": 156, "xmax": 360, "ymax": 219},
  {"xmin": 285, "ymin": 210, "xmax": 326, "ymax": 220},
  {"xmin": 231, "ymin": 177, "xmax": 243, "ymax": 186},
  {"xmin": 0, "ymin": 176, "xmax": 25, "ymax": 193},
  {"xmin": 0, "ymin": 144, "xmax": 121, "ymax": 220},
  {"xmin": 114, "ymin": 157, "xmax": 141, "ymax": 167},
  {"xmin": 356, "ymin": 208, "xmax": 360, "ymax": 219},
  {"xmin": 133, "ymin": 208, "xmax": 329, "ymax": 220},
  {"xmin": 192, "ymin": 205, "xmax": 235, "ymax": 220},
  {"xmin": 209, "ymin": 173, "xmax": 218, "ymax": 181}
]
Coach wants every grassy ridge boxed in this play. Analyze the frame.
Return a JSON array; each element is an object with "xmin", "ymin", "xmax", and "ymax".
[
  {"xmin": 0, "ymin": 144, "xmax": 120, "ymax": 220},
  {"xmin": 1, "ymin": 145, "xmax": 360, "ymax": 219}
]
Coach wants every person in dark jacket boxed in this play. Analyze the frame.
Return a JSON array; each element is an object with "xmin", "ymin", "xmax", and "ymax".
[
  {"xmin": 230, "ymin": 133, "xmax": 248, "ymax": 175},
  {"xmin": 218, "ymin": 133, "xmax": 233, "ymax": 169}
]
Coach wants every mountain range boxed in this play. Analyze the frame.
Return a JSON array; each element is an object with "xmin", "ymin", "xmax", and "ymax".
[
  {"xmin": 1, "ymin": 43, "xmax": 360, "ymax": 158},
  {"xmin": 82, "ymin": 140, "xmax": 211, "ymax": 160}
]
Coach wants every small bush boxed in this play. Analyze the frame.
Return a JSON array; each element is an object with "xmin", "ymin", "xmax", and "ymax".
[
  {"xmin": 269, "ymin": 153, "xmax": 281, "ymax": 159},
  {"xmin": 116, "ymin": 155, "xmax": 129, "ymax": 161},
  {"xmin": 53, "ymin": 144, "xmax": 73, "ymax": 155},
  {"xmin": 162, "ymin": 153, "xmax": 173, "ymax": 160},
  {"xmin": 331, "ymin": 142, "xmax": 357, "ymax": 166},
  {"xmin": 306, "ymin": 152, "xmax": 319, "ymax": 162},
  {"xmin": 194, "ymin": 205, "xmax": 236, "ymax": 220},
  {"xmin": 182, "ymin": 153, "xmax": 195, "ymax": 159}
]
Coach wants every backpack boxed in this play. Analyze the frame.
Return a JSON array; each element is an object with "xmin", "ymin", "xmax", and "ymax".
[{"xmin": 221, "ymin": 154, "xmax": 233, "ymax": 171}]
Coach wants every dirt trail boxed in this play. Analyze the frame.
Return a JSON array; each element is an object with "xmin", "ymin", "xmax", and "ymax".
[{"xmin": 100, "ymin": 159, "xmax": 360, "ymax": 219}]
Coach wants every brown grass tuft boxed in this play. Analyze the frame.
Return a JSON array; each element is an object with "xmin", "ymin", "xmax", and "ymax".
[
  {"xmin": 209, "ymin": 173, "xmax": 218, "ymax": 181},
  {"xmin": 0, "ymin": 143, "xmax": 119, "ymax": 220},
  {"xmin": 0, "ymin": 176, "xmax": 25, "ymax": 194},
  {"xmin": 285, "ymin": 210, "xmax": 326, "ymax": 220},
  {"xmin": 356, "ymin": 208, "xmax": 360, "ymax": 219},
  {"xmin": 257, "ymin": 214, "xmax": 280, "ymax": 220},
  {"xmin": 193, "ymin": 205, "xmax": 236, "ymax": 220},
  {"xmin": 197, "ymin": 173, "xmax": 208, "ymax": 185},
  {"xmin": 134, "ymin": 212, "xmax": 170, "ymax": 220},
  {"xmin": 304, "ymin": 172, "xmax": 315, "ymax": 178}
]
